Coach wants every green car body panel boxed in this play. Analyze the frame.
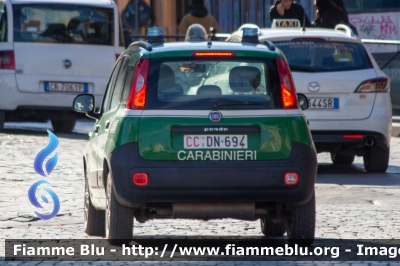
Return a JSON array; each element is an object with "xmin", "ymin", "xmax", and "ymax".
[
  {"xmin": 76, "ymin": 37, "xmax": 317, "ymax": 245},
  {"xmin": 91, "ymin": 112, "xmax": 313, "ymax": 163}
]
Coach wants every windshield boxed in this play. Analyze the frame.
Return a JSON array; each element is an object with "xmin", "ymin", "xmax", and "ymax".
[
  {"xmin": 274, "ymin": 41, "xmax": 372, "ymax": 73},
  {"xmin": 13, "ymin": 4, "xmax": 114, "ymax": 45},
  {"xmin": 145, "ymin": 57, "xmax": 282, "ymax": 110}
]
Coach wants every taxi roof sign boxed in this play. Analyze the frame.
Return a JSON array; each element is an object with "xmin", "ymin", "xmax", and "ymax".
[{"xmin": 271, "ymin": 19, "xmax": 301, "ymax": 28}]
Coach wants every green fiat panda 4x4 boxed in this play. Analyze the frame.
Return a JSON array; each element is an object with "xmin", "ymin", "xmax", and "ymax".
[{"xmin": 73, "ymin": 26, "xmax": 317, "ymax": 246}]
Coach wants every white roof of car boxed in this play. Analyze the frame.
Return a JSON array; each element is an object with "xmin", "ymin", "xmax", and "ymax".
[
  {"xmin": 231, "ymin": 24, "xmax": 360, "ymax": 43},
  {"xmin": 259, "ymin": 27, "xmax": 360, "ymax": 42}
]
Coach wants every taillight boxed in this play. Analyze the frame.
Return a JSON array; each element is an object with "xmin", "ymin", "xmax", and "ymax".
[
  {"xmin": 284, "ymin": 172, "xmax": 299, "ymax": 185},
  {"xmin": 0, "ymin": 51, "xmax": 15, "ymax": 69},
  {"xmin": 355, "ymin": 77, "xmax": 390, "ymax": 93},
  {"xmin": 126, "ymin": 59, "xmax": 150, "ymax": 109},
  {"xmin": 116, "ymin": 54, "xmax": 120, "ymax": 60},
  {"xmin": 277, "ymin": 58, "xmax": 298, "ymax": 108},
  {"xmin": 133, "ymin": 173, "xmax": 148, "ymax": 186},
  {"xmin": 192, "ymin": 52, "xmax": 236, "ymax": 57},
  {"xmin": 343, "ymin": 135, "xmax": 364, "ymax": 139}
]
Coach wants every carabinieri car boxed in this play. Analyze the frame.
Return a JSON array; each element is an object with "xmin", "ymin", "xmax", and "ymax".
[{"xmin": 73, "ymin": 25, "xmax": 317, "ymax": 246}]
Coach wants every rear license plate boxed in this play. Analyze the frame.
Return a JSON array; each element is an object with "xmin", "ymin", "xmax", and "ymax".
[
  {"xmin": 308, "ymin": 98, "xmax": 339, "ymax": 109},
  {"xmin": 44, "ymin": 82, "xmax": 88, "ymax": 93},
  {"xmin": 184, "ymin": 135, "xmax": 248, "ymax": 149}
]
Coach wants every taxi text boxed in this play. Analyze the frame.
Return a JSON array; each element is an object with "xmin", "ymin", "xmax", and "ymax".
[
  {"xmin": 275, "ymin": 20, "xmax": 299, "ymax": 27},
  {"xmin": 178, "ymin": 150, "xmax": 257, "ymax": 161}
]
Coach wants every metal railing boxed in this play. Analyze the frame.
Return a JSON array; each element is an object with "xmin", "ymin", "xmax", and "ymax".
[{"xmin": 126, "ymin": 33, "xmax": 232, "ymax": 42}]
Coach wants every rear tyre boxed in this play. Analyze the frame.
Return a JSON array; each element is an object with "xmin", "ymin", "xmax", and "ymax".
[
  {"xmin": 51, "ymin": 114, "xmax": 76, "ymax": 133},
  {"xmin": 330, "ymin": 153, "xmax": 355, "ymax": 165},
  {"xmin": 84, "ymin": 176, "xmax": 105, "ymax": 236},
  {"xmin": 260, "ymin": 218, "xmax": 286, "ymax": 236},
  {"xmin": 0, "ymin": 110, "xmax": 5, "ymax": 131},
  {"xmin": 286, "ymin": 192, "xmax": 315, "ymax": 246},
  {"xmin": 106, "ymin": 173, "xmax": 134, "ymax": 246},
  {"xmin": 363, "ymin": 146, "xmax": 390, "ymax": 173}
]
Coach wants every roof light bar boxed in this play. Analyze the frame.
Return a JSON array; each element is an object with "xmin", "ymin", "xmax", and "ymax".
[
  {"xmin": 241, "ymin": 27, "xmax": 259, "ymax": 43},
  {"xmin": 146, "ymin": 27, "xmax": 164, "ymax": 44},
  {"xmin": 147, "ymin": 27, "xmax": 162, "ymax": 37},
  {"xmin": 243, "ymin": 28, "xmax": 258, "ymax": 36}
]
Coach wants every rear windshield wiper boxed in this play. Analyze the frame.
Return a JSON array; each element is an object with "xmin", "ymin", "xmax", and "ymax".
[
  {"xmin": 289, "ymin": 65, "xmax": 315, "ymax": 72},
  {"xmin": 213, "ymin": 101, "xmax": 263, "ymax": 107}
]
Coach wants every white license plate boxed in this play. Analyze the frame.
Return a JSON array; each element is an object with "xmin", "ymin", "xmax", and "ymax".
[
  {"xmin": 45, "ymin": 82, "xmax": 88, "ymax": 93},
  {"xmin": 308, "ymin": 98, "xmax": 339, "ymax": 109},
  {"xmin": 184, "ymin": 135, "xmax": 248, "ymax": 149}
]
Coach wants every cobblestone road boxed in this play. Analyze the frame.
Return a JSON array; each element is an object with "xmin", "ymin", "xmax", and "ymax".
[{"xmin": 1, "ymin": 120, "xmax": 400, "ymax": 265}]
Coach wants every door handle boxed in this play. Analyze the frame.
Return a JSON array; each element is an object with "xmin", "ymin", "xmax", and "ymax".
[
  {"xmin": 94, "ymin": 124, "xmax": 101, "ymax": 133},
  {"xmin": 105, "ymin": 120, "xmax": 110, "ymax": 129}
]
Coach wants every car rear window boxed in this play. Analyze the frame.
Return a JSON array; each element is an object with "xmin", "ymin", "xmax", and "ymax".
[
  {"xmin": 274, "ymin": 41, "xmax": 372, "ymax": 72},
  {"xmin": 145, "ymin": 57, "xmax": 282, "ymax": 110},
  {"xmin": 13, "ymin": 4, "xmax": 114, "ymax": 45}
]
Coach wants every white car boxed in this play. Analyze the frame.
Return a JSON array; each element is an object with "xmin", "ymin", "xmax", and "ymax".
[
  {"xmin": 0, "ymin": 0, "xmax": 125, "ymax": 132},
  {"xmin": 228, "ymin": 21, "xmax": 392, "ymax": 172}
]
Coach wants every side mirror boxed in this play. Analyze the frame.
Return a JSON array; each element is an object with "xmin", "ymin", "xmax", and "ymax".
[
  {"xmin": 297, "ymin": 93, "xmax": 309, "ymax": 110},
  {"xmin": 73, "ymin": 94, "xmax": 100, "ymax": 120},
  {"xmin": 73, "ymin": 94, "xmax": 94, "ymax": 113}
]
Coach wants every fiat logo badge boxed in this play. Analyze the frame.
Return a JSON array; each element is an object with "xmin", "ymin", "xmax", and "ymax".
[
  {"xmin": 209, "ymin": 111, "xmax": 222, "ymax": 122},
  {"xmin": 308, "ymin": 82, "xmax": 320, "ymax": 92},
  {"xmin": 62, "ymin": 59, "xmax": 72, "ymax": 69}
]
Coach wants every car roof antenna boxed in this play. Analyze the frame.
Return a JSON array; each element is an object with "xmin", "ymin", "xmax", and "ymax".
[
  {"xmin": 302, "ymin": 14, "xmax": 306, "ymax": 32},
  {"xmin": 208, "ymin": 27, "xmax": 215, "ymax": 48}
]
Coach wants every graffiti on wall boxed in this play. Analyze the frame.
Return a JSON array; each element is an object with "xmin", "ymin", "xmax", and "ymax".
[{"xmin": 350, "ymin": 13, "xmax": 399, "ymax": 53}]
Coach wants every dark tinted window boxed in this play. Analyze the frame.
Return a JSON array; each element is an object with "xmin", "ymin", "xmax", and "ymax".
[
  {"xmin": 146, "ymin": 57, "xmax": 282, "ymax": 110},
  {"xmin": 121, "ymin": 66, "xmax": 134, "ymax": 103},
  {"xmin": 275, "ymin": 41, "xmax": 372, "ymax": 72},
  {"xmin": 110, "ymin": 57, "xmax": 129, "ymax": 110},
  {"xmin": 0, "ymin": 3, "xmax": 7, "ymax": 42},
  {"xmin": 102, "ymin": 60, "xmax": 123, "ymax": 112},
  {"xmin": 118, "ymin": 16, "xmax": 124, "ymax": 47},
  {"xmin": 13, "ymin": 4, "xmax": 114, "ymax": 45}
]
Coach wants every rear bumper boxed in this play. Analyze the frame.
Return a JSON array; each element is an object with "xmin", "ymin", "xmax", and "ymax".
[
  {"xmin": 108, "ymin": 142, "xmax": 317, "ymax": 208},
  {"xmin": 311, "ymin": 130, "xmax": 389, "ymax": 154},
  {"xmin": 0, "ymin": 73, "xmax": 104, "ymax": 111},
  {"xmin": 307, "ymin": 93, "xmax": 392, "ymax": 152}
]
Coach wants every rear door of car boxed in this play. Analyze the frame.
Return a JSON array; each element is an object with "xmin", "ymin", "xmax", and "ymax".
[
  {"xmin": 11, "ymin": 2, "xmax": 121, "ymax": 97},
  {"xmin": 90, "ymin": 56, "xmax": 128, "ymax": 188},
  {"xmin": 274, "ymin": 40, "xmax": 378, "ymax": 120},
  {"xmin": 136, "ymin": 54, "xmax": 298, "ymax": 162}
]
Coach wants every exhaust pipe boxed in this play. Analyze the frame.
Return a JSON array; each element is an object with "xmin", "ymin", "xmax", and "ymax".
[
  {"xmin": 365, "ymin": 138, "xmax": 374, "ymax": 147},
  {"xmin": 149, "ymin": 208, "xmax": 157, "ymax": 215}
]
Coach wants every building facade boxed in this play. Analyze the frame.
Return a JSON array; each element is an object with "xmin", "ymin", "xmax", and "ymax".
[{"xmin": 114, "ymin": 0, "xmax": 315, "ymax": 38}]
